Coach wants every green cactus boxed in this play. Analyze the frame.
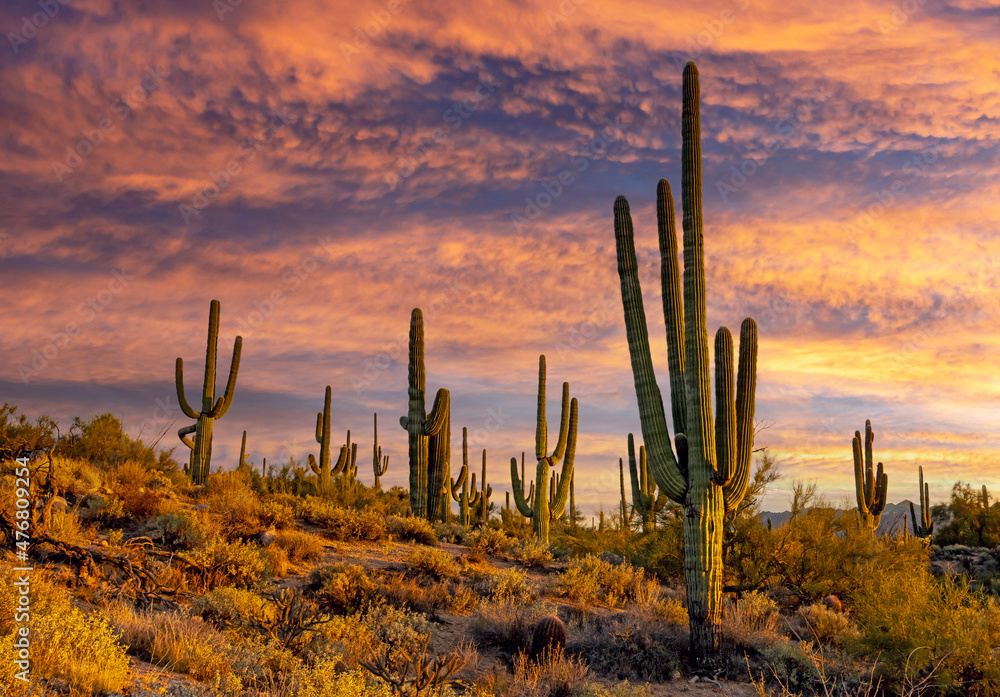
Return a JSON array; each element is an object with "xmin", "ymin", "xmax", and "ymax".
[
  {"xmin": 612, "ymin": 63, "xmax": 758, "ymax": 658},
  {"xmin": 308, "ymin": 386, "xmax": 355, "ymax": 491},
  {"xmin": 373, "ymin": 413, "xmax": 389, "ymax": 489},
  {"xmin": 618, "ymin": 457, "xmax": 635, "ymax": 530},
  {"xmin": 569, "ymin": 472, "xmax": 576, "ymax": 527},
  {"xmin": 510, "ymin": 355, "xmax": 578, "ymax": 544},
  {"xmin": 237, "ymin": 430, "xmax": 250, "ymax": 470},
  {"xmin": 909, "ymin": 465, "xmax": 933, "ymax": 539},
  {"xmin": 450, "ymin": 428, "xmax": 483, "ymax": 527},
  {"xmin": 853, "ymin": 420, "xmax": 888, "ymax": 530},
  {"xmin": 627, "ymin": 434, "xmax": 668, "ymax": 533},
  {"xmin": 174, "ymin": 300, "xmax": 243, "ymax": 484},
  {"xmin": 478, "ymin": 448, "xmax": 493, "ymax": 523},
  {"xmin": 178, "ymin": 423, "xmax": 196, "ymax": 478},
  {"xmin": 399, "ymin": 308, "xmax": 452, "ymax": 521},
  {"xmin": 176, "ymin": 299, "xmax": 242, "ymax": 485}
]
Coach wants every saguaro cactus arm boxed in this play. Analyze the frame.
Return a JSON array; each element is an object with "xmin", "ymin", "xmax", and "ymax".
[
  {"xmin": 510, "ymin": 456, "xmax": 535, "ymax": 518},
  {"xmin": 722, "ymin": 318, "xmax": 758, "ymax": 512},
  {"xmin": 909, "ymin": 465, "xmax": 934, "ymax": 537}
]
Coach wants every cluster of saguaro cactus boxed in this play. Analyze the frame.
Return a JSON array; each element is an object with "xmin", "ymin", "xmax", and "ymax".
[
  {"xmin": 400, "ymin": 308, "xmax": 452, "ymax": 521},
  {"xmin": 909, "ymin": 465, "xmax": 933, "ymax": 538},
  {"xmin": 623, "ymin": 433, "xmax": 667, "ymax": 533},
  {"xmin": 853, "ymin": 420, "xmax": 888, "ymax": 530},
  {"xmin": 176, "ymin": 299, "xmax": 242, "ymax": 485},
  {"xmin": 373, "ymin": 413, "xmax": 389, "ymax": 489},
  {"xmin": 612, "ymin": 63, "xmax": 758, "ymax": 658},
  {"xmin": 510, "ymin": 355, "xmax": 578, "ymax": 544},
  {"xmin": 308, "ymin": 386, "xmax": 357, "ymax": 491}
]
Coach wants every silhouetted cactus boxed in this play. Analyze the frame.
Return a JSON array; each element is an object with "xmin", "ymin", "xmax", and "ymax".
[
  {"xmin": 478, "ymin": 448, "xmax": 493, "ymax": 523},
  {"xmin": 853, "ymin": 420, "xmax": 888, "ymax": 530},
  {"xmin": 612, "ymin": 63, "xmax": 758, "ymax": 659},
  {"xmin": 400, "ymin": 309, "xmax": 452, "ymax": 521},
  {"xmin": 176, "ymin": 299, "xmax": 242, "ymax": 485},
  {"xmin": 510, "ymin": 355, "xmax": 577, "ymax": 544},
  {"xmin": 373, "ymin": 413, "xmax": 389, "ymax": 489},
  {"xmin": 529, "ymin": 615, "xmax": 567, "ymax": 660},
  {"xmin": 178, "ymin": 423, "xmax": 196, "ymax": 478},
  {"xmin": 308, "ymin": 386, "xmax": 355, "ymax": 491},
  {"xmin": 618, "ymin": 457, "xmax": 634, "ymax": 530},
  {"xmin": 450, "ymin": 427, "xmax": 482, "ymax": 527},
  {"xmin": 237, "ymin": 430, "xmax": 250, "ymax": 470},
  {"xmin": 909, "ymin": 465, "xmax": 933, "ymax": 538}
]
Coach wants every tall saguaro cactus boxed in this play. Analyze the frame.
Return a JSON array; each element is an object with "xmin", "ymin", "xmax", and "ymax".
[
  {"xmin": 238, "ymin": 431, "xmax": 250, "ymax": 469},
  {"xmin": 612, "ymin": 63, "xmax": 758, "ymax": 660},
  {"xmin": 909, "ymin": 466, "xmax": 933, "ymax": 539},
  {"xmin": 176, "ymin": 299, "xmax": 242, "ymax": 485},
  {"xmin": 510, "ymin": 355, "xmax": 578, "ymax": 544},
  {"xmin": 308, "ymin": 386, "xmax": 355, "ymax": 492},
  {"xmin": 853, "ymin": 420, "xmax": 888, "ymax": 530},
  {"xmin": 373, "ymin": 413, "xmax": 389, "ymax": 489},
  {"xmin": 399, "ymin": 308, "xmax": 452, "ymax": 521},
  {"xmin": 627, "ymin": 433, "xmax": 667, "ymax": 533}
]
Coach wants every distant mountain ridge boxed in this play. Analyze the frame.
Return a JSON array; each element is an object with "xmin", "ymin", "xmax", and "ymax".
[{"xmin": 760, "ymin": 501, "xmax": 915, "ymax": 535}]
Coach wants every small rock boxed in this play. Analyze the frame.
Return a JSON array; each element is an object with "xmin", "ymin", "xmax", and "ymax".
[
  {"xmin": 260, "ymin": 529, "xmax": 278, "ymax": 546},
  {"xmin": 194, "ymin": 503, "xmax": 210, "ymax": 512},
  {"xmin": 822, "ymin": 594, "xmax": 842, "ymax": 613},
  {"xmin": 599, "ymin": 551, "xmax": 624, "ymax": 566}
]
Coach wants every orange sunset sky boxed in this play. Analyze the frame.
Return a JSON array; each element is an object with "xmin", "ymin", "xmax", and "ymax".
[{"xmin": 2, "ymin": 0, "xmax": 999, "ymax": 513}]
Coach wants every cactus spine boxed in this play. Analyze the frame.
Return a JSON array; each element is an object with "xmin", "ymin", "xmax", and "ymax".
[
  {"xmin": 853, "ymin": 420, "xmax": 888, "ymax": 530},
  {"xmin": 612, "ymin": 63, "xmax": 758, "ymax": 659},
  {"xmin": 399, "ymin": 308, "xmax": 452, "ymax": 521},
  {"xmin": 909, "ymin": 465, "xmax": 933, "ymax": 538},
  {"xmin": 175, "ymin": 299, "xmax": 242, "ymax": 485},
  {"xmin": 510, "ymin": 355, "xmax": 578, "ymax": 544},
  {"xmin": 627, "ymin": 434, "xmax": 668, "ymax": 533},
  {"xmin": 373, "ymin": 413, "xmax": 389, "ymax": 489},
  {"xmin": 450, "ymin": 428, "xmax": 483, "ymax": 527}
]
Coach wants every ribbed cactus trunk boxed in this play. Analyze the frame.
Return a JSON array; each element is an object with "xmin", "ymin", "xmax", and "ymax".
[
  {"xmin": 612, "ymin": 62, "xmax": 758, "ymax": 665},
  {"xmin": 400, "ymin": 309, "xmax": 451, "ymax": 521},
  {"xmin": 176, "ymin": 299, "xmax": 242, "ymax": 485},
  {"xmin": 853, "ymin": 420, "xmax": 888, "ymax": 531}
]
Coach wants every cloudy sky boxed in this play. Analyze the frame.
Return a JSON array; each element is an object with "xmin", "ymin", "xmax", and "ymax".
[{"xmin": 2, "ymin": 0, "xmax": 998, "ymax": 513}]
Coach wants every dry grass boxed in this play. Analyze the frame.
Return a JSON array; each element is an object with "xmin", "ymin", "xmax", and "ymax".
[
  {"xmin": 273, "ymin": 528, "xmax": 326, "ymax": 563},
  {"xmin": 406, "ymin": 548, "xmax": 460, "ymax": 580}
]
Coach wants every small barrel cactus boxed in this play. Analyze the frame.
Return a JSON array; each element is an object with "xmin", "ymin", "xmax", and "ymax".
[{"xmin": 529, "ymin": 615, "xmax": 567, "ymax": 660}]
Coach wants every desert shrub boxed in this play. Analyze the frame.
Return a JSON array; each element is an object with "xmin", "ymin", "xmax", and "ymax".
[
  {"xmin": 850, "ymin": 562, "xmax": 1000, "ymax": 693},
  {"xmin": 580, "ymin": 683, "xmax": 653, "ymax": 697},
  {"xmin": 755, "ymin": 639, "xmax": 824, "ymax": 691},
  {"xmin": 46, "ymin": 456, "xmax": 103, "ymax": 498},
  {"xmin": 143, "ymin": 509, "xmax": 210, "ymax": 549},
  {"xmin": 468, "ymin": 526, "xmax": 509, "ymax": 556},
  {"xmin": 475, "ymin": 567, "xmax": 537, "ymax": 605},
  {"xmin": 434, "ymin": 521, "xmax": 468, "ymax": 544},
  {"xmin": 723, "ymin": 591, "xmax": 782, "ymax": 647},
  {"xmin": 267, "ymin": 545, "xmax": 291, "ymax": 577},
  {"xmin": 0, "ymin": 402, "xmax": 56, "ymax": 461},
  {"xmin": 30, "ymin": 605, "xmax": 130, "ymax": 694},
  {"xmin": 378, "ymin": 571, "xmax": 454, "ymax": 616},
  {"xmin": 509, "ymin": 537, "xmax": 554, "ymax": 568},
  {"xmin": 110, "ymin": 459, "xmax": 168, "ymax": 520},
  {"xmin": 273, "ymin": 529, "xmax": 326, "ymax": 563},
  {"xmin": 388, "ymin": 515, "xmax": 438, "ymax": 545},
  {"xmin": 407, "ymin": 548, "xmax": 460, "ymax": 580},
  {"xmin": 472, "ymin": 600, "xmax": 554, "ymax": 655},
  {"xmin": 493, "ymin": 648, "xmax": 589, "ymax": 697},
  {"xmin": 287, "ymin": 660, "xmax": 394, "ymax": 697},
  {"xmin": 257, "ymin": 497, "xmax": 296, "ymax": 529},
  {"xmin": 193, "ymin": 586, "xmax": 271, "ymax": 628},
  {"xmin": 298, "ymin": 498, "xmax": 387, "ymax": 542},
  {"xmin": 62, "ymin": 412, "xmax": 176, "ymax": 471},
  {"xmin": 649, "ymin": 597, "xmax": 688, "ymax": 626},
  {"xmin": 308, "ymin": 563, "xmax": 380, "ymax": 614},
  {"xmin": 558, "ymin": 555, "xmax": 656, "ymax": 608},
  {"xmin": 208, "ymin": 470, "xmax": 266, "ymax": 539},
  {"xmin": 794, "ymin": 602, "xmax": 859, "ymax": 646},
  {"xmin": 571, "ymin": 608, "xmax": 685, "ymax": 682},
  {"xmin": 183, "ymin": 536, "xmax": 271, "ymax": 590},
  {"xmin": 38, "ymin": 507, "xmax": 86, "ymax": 544},
  {"xmin": 80, "ymin": 493, "xmax": 127, "ymax": 526}
]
